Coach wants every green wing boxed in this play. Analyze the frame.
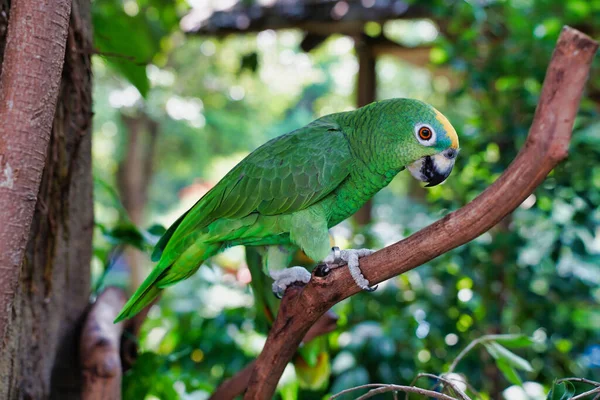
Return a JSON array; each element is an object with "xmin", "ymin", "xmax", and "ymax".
[{"xmin": 152, "ymin": 116, "xmax": 353, "ymax": 263}]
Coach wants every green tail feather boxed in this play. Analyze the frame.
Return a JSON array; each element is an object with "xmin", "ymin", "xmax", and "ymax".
[
  {"xmin": 116, "ymin": 241, "xmax": 217, "ymax": 323},
  {"xmin": 114, "ymin": 266, "xmax": 167, "ymax": 323},
  {"xmin": 151, "ymin": 210, "xmax": 190, "ymax": 262}
]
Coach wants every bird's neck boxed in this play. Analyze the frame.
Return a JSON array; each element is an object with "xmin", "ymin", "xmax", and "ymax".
[
  {"xmin": 327, "ymin": 160, "xmax": 402, "ymax": 226},
  {"xmin": 326, "ymin": 109, "xmax": 408, "ymax": 226},
  {"xmin": 334, "ymin": 107, "xmax": 410, "ymax": 174}
]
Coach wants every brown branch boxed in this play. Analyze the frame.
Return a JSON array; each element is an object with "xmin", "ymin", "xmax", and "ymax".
[
  {"xmin": 212, "ymin": 362, "xmax": 256, "ymax": 400},
  {"xmin": 80, "ymin": 287, "xmax": 127, "ymax": 400},
  {"xmin": 244, "ymin": 26, "xmax": 598, "ymax": 399},
  {"xmin": 184, "ymin": 2, "xmax": 429, "ymax": 36},
  {"xmin": 0, "ymin": 0, "xmax": 72, "ymax": 342},
  {"xmin": 210, "ymin": 310, "xmax": 338, "ymax": 399}
]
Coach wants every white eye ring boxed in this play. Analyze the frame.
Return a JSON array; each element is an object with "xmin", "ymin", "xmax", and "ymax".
[{"xmin": 414, "ymin": 123, "xmax": 437, "ymax": 146}]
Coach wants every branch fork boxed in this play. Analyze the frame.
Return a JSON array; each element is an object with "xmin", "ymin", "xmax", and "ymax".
[{"xmin": 238, "ymin": 26, "xmax": 598, "ymax": 399}]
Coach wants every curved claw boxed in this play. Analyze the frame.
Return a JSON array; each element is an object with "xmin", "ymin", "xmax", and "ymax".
[
  {"xmin": 363, "ymin": 284, "xmax": 378, "ymax": 292},
  {"xmin": 331, "ymin": 246, "xmax": 341, "ymax": 263}
]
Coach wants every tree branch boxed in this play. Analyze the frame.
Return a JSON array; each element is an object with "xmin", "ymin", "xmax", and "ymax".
[
  {"xmin": 0, "ymin": 0, "xmax": 72, "ymax": 341},
  {"xmin": 210, "ymin": 311, "xmax": 338, "ymax": 399},
  {"xmin": 243, "ymin": 26, "xmax": 598, "ymax": 399},
  {"xmin": 80, "ymin": 287, "xmax": 127, "ymax": 400}
]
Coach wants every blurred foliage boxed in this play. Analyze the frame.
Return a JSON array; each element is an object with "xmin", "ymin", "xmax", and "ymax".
[{"xmin": 90, "ymin": 0, "xmax": 600, "ymax": 399}]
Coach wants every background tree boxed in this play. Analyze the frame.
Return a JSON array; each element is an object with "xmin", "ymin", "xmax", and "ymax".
[{"xmin": 0, "ymin": 0, "xmax": 93, "ymax": 398}]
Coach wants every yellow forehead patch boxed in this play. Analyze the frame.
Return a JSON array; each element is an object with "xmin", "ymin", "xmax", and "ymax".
[{"xmin": 433, "ymin": 108, "xmax": 459, "ymax": 149}]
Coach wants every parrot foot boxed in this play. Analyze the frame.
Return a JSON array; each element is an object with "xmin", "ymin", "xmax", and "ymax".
[
  {"xmin": 270, "ymin": 266, "xmax": 312, "ymax": 299},
  {"xmin": 323, "ymin": 247, "xmax": 377, "ymax": 292}
]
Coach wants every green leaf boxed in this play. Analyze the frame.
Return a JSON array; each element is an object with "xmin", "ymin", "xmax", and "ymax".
[
  {"xmin": 546, "ymin": 381, "xmax": 575, "ymax": 400},
  {"xmin": 573, "ymin": 121, "xmax": 600, "ymax": 147},
  {"xmin": 93, "ymin": 176, "xmax": 129, "ymax": 218},
  {"xmin": 484, "ymin": 342, "xmax": 534, "ymax": 372},
  {"xmin": 239, "ymin": 52, "xmax": 259, "ymax": 74},
  {"xmin": 494, "ymin": 334, "xmax": 535, "ymax": 349},
  {"xmin": 297, "ymin": 340, "xmax": 321, "ymax": 367},
  {"xmin": 279, "ymin": 379, "xmax": 299, "ymax": 400},
  {"xmin": 92, "ymin": 0, "xmax": 159, "ymax": 97},
  {"xmin": 496, "ymin": 359, "xmax": 522, "ymax": 386},
  {"xmin": 147, "ymin": 224, "xmax": 167, "ymax": 237},
  {"xmin": 294, "ymin": 352, "xmax": 331, "ymax": 390},
  {"xmin": 101, "ymin": 222, "xmax": 146, "ymax": 250}
]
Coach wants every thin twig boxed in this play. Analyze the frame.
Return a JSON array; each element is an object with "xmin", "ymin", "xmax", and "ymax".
[
  {"xmin": 330, "ymin": 383, "xmax": 458, "ymax": 400},
  {"xmin": 447, "ymin": 334, "xmax": 524, "ymax": 374},
  {"xmin": 447, "ymin": 376, "xmax": 483, "ymax": 400},
  {"xmin": 557, "ymin": 378, "xmax": 600, "ymax": 387},
  {"xmin": 447, "ymin": 338, "xmax": 483, "ymax": 375},
  {"xmin": 414, "ymin": 373, "xmax": 471, "ymax": 400},
  {"xmin": 573, "ymin": 387, "xmax": 600, "ymax": 400},
  {"xmin": 406, "ymin": 373, "xmax": 442, "ymax": 400}
]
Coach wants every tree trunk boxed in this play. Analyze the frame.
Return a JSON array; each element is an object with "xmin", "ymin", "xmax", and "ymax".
[
  {"xmin": 117, "ymin": 113, "xmax": 158, "ymax": 291},
  {"xmin": 0, "ymin": 0, "xmax": 93, "ymax": 398},
  {"xmin": 353, "ymin": 34, "xmax": 376, "ymax": 226}
]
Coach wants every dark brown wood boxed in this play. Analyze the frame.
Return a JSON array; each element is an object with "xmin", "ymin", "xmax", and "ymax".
[
  {"xmin": 244, "ymin": 26, "xmax": 599, "ymax": 399},
  {"xmin": 0, "ymin": 0, "xmax": 94, "ymax": 398},
  {"xmin": 0, "ymin": 0, "xmax": 8, "ymax": 73},
  {"xmin": 211, "ymin": 362, "xmax": 256, "ymax": 400},
  {"xmin": 80, "ymin": 288, "xmax": 127, "ymax": 400},
  {"xmin": 210, "ymin": 311, "xmax": 338, "ymax": 399},
  {"xmin": 0, "ymin": 0, "xmax": 72, "ymax": 343},
  {"xmin": 183, "ymin": 1, "xmax": 429, "ymax": 36}
]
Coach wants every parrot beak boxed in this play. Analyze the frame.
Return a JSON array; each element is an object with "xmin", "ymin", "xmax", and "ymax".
[{"xmin": 408, "ymin": 148, "xmax": 458, "ymax": 187}]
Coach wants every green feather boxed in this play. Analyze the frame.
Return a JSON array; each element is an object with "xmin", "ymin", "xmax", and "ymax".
[
  {"xmin": 117, "ymin": 98, "xmax": 459, "ymax": 322},
  {"xmin": 151, "ymin": 204, "xmax": 195, "ymax": 262},
  {"xmin": 114, "ymin": 266, "xmax": 167, "ymax": 323},
  {"xmin": 152, "ymin": 115, "xmax": 351, "ymax": 270}
]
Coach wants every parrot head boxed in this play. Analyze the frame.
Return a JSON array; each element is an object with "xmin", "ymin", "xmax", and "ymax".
[
  {"xmin": 362, "ymin": 98, "xmax": 459, "ymax": 187},
  {"xmin": 405, "ymin": 104, "xmax": 459, "ymax": 187}
]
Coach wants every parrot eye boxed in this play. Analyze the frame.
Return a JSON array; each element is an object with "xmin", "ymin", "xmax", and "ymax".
[
  {"xmin": 419, "ymin": 127, "xmax": 432, "ymax": 140},
  {"xmin": 415, "ymin": 124, "xmax": 436, "ymax": 146}
]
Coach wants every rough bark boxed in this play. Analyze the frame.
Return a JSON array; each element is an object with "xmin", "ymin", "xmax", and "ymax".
[
  {"xmin": 80, "ymin": 288, "xmax": 127, "ymax": 400},
  {"xmin": 244, "ymin": 27, "xmax": 598, "ymax": 399},
  {"xmin": 0, "ymin": 0, "xmax": 94, "ymax": 398},
  {"xmin": 0, "ymin": 0, "xmax": 72, "ymax": 342},
  {"xmin": 0, "ymin": 0, "xmax": 8, "ymax": 74}
]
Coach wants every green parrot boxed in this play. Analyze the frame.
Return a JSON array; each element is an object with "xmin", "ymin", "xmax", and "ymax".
[{"xmin": 115, "ymin": 98, "xmax": 459, "ymax": 322}]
